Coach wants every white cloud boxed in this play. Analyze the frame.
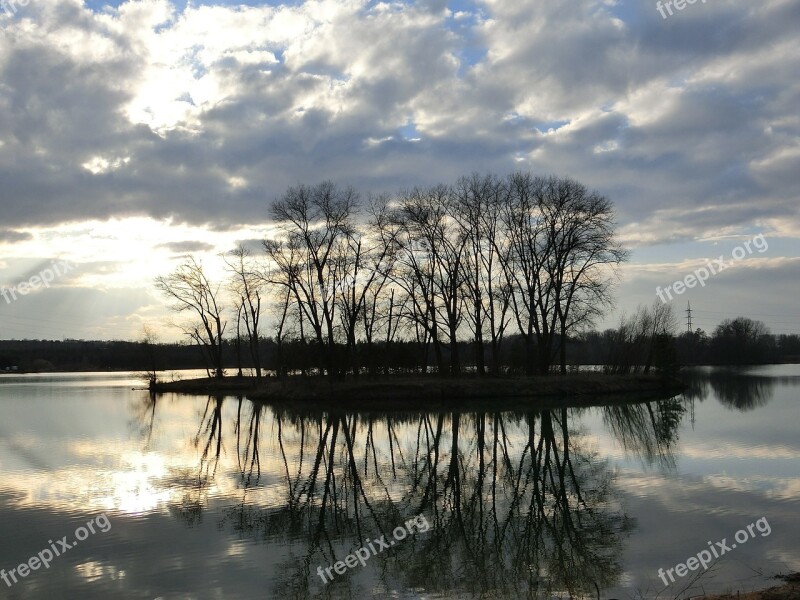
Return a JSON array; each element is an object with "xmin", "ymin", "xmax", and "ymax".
[{"xmin": 0, "ymin": 0, "xmax": 799, "ymax": 337}]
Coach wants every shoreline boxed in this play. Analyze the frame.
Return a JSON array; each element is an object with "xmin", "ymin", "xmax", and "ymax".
[
  {"xmin": 149, "ymin": 372, "xmax": 686, "ymax": 410},
  {"xmin": 700, "ymin": 573, "xmax": 800, "ymax": 600}
]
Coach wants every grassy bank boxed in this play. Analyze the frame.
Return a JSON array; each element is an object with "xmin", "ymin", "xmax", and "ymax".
[
  {"xmin": 149, "ymin": 376, "xmax": 258, "ymax": 394},
  {"xmin": 150, "ymin": 372, "xmax": 685, "ymax": 409}
]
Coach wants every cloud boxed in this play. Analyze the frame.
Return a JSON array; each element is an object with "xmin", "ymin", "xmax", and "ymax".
[
  {"xmin": 0, "ymin": 0, "xmax": 798, "ymax": 338},
  {"xmin": 231, "ymin": 238, "xmax": 265, "ymax": 254},
  {"xmin": 1, "ymin": 0, "xmax": 793, "ymax": 233},
  {"xmin": 0, "ymin": 230, "xmax": 32, "ymax": 243},
  {"xmin": 158, "ymin": 240, "xmax": 216, "ymax": 253}
]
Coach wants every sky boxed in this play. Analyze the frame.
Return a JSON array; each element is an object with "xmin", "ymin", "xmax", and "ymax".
[{"xmin": 0, "ymin": 0, "xmax": 799, "ymax": 341}]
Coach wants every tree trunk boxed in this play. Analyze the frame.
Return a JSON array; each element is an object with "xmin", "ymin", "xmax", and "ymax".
[
  {"xmin": 490, "ymin": 336, "xmax": 500, "ymax": 376},
  {"xmin": 449, "ymin": 322, "xmax": 460, "ymax": 376}
]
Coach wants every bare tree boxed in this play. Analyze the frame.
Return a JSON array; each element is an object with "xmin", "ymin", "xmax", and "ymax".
[
  {"xmin": 155, "ymin": 257, "xmax": 227, "ymax": 378},
  {"xmin": 346, "ymin": 195, "xmax": 397, "ymax": 376},
  {"xmin": 273, "ymin": 286, "xmax": 292, "ymax": 379},
  {"xmin": 452, "ymin": 173, "xmax": 513, "ymax": 375},
  {"xmin": 499, "ymin": 174, "xmax": 627, "ymax": 375},
  {"xmin": 534, "ymin": 177, "xmax": 628, "ymax": 374},
  {"xmin": 498, "ymin": 173, "xmax": 551, "ymax": 375},
  {"xmin": 606, "ymin": 302, "xmax": 676, "ymax": 374},
  {"xmin": 234, "ymin": 300, "xmax": 244, "ymax": 377},
  {"xmin": 393, "ymin": 185, "xmax": 467, "ymax": 375},
  {"xmin": 390, "ymin": 193, "xmax": 445, "ymax": 374},
  {"xmin": 140, "ymin": 323, "xmax": 161, "ymax": 386},
  {"xmin": 224, "ymin": 245, "xmax": 265, "ymax": 381},
  {"xmin": 269, "ymin": 181, "xmax": 359, "ymax": 379}
]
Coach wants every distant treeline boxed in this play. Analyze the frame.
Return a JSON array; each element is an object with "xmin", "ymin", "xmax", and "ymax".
[
  {"xmin": 575, "ymin": 319, "xmax": 800, "ymax": 369},
  {"xmin": 1, "ymin": 315, "xmax": 797, "ymax": 374},
  {"xmin": 562, "ymin": 306, "xmax": 800, "ymax": 374},
  {"xmin": 0, "ymin": 336, "xmax": 537, "ymax": 374}
]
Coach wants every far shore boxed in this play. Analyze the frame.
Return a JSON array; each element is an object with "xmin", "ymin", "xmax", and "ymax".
[
  {"xmin": 148, "ymin": 372, "xmax": 686, "ymax": 410},
  {"xmin": 701, "ymin": 573, "xmax": 800, "ymax": 600}
]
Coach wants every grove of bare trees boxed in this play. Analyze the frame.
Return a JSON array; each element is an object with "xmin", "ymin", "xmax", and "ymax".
[{"xmin": 155, "ymin": 172, "xmax": 627, "ymax": 379}]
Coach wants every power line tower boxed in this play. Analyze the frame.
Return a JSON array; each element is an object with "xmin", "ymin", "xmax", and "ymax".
[
  {"xmin": 686, "ymin": 301, "xmax": 694, "ymax": 367},
  {"xmin": 686, "ymin": 301, "xmax": 693, "ymax": 334}
]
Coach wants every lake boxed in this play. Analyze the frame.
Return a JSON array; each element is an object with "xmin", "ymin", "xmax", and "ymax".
[{"xmin": 0, "ymin": 366, "xmax": 798, "ymax": 599}]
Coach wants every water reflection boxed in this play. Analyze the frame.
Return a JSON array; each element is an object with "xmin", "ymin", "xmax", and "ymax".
[
  {"xmin": 2, "ymin": 368, "xmax": 798, "ymax": 599},
  {"xmin": 682, "ymin": 369, "xmax": 780, "ymax": 411},
  {"xmin": 601, "ymin": 398, "xmax": 685, "ymax": 469},
  {"xmin": 132, "ymin": 397, "xmax": 696, "ymax": 598},
  {"xmin": 130, "ymin": 391, "xmax": 159, "ymax": 450}
]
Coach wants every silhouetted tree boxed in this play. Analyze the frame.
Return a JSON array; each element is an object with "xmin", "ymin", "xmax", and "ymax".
[
  {"xmin": 225, "ymin": 245, "xmax": 265, "ymax": 380},
  {"xmin": 710, "ymin": 317, "xmax": 773, "ymax": 364},
  {"xmin": 155, "ymin": 257, "xmax": 227, "ymax": 378}
]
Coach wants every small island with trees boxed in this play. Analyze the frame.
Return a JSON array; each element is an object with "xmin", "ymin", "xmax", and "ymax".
[{"xmin": 145, "ymin": 171, "xmax": 692, "ymax": 407}]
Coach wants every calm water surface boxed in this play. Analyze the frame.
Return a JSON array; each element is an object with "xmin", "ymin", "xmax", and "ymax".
[{"xmin": 0, "ymin": 366, "xmax": 798, "ymax": 599}]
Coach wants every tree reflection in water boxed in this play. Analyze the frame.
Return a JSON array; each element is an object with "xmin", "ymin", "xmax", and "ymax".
[
  {"xmin": 680, "ymin": 368, "xmax": 780, "ymax": 411},
  {"xmin": 601, "ymin": 398, "xmax": 685, "ymax": 469},
  {"xmin": 141, "ymin": 395, "xmax": 690, "ymax": 599}
]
